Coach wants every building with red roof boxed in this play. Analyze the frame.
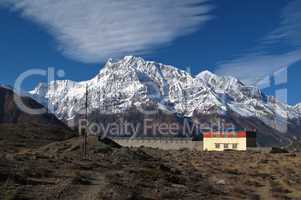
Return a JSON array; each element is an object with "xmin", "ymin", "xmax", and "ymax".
[{"xmin": 203, "ymin": 130, "xmax": 256, "ymax": 151}]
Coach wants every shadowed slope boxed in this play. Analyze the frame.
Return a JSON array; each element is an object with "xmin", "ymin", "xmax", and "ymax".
[{"xmin": 0, "ymin": 86, "xmax": 75, "ymax": 152}]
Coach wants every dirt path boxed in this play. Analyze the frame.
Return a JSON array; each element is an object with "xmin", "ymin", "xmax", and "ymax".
[
  {"xmin": 59, "ymin": 171, "xmax": 107, "ymax": 200},
  {"xmin": 79, "ymin": 172, "xmax": 107, "ymax": 200}
]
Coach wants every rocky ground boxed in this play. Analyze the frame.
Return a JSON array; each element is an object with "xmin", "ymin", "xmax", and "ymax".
[{"xmin": 1, "ymin": 137, "xmax": 301, "ymax": 200}]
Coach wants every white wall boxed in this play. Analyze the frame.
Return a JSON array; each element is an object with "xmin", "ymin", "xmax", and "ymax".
[{"xmin": 203, "ymin": 137, "xmax": 247, "ymax": 151}]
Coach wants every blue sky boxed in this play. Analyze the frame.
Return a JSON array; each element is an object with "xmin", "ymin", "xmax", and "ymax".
[{"xmin": 0, "ymin": 0, "xmax": 301, "ymax": 105}]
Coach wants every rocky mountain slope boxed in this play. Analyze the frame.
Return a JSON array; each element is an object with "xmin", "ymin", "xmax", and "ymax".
[
  {"xmin": 0, "ymin": 86, "xmax": 75, "ymax": 152},
  {"xmin": 29, "ymin": 56, "xmax": 301, "ymax": 146}
]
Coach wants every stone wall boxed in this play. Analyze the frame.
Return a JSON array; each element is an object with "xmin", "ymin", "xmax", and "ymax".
[{"xmin": 112, "ymin": 137, "xmax": 203, "ymax": 151}]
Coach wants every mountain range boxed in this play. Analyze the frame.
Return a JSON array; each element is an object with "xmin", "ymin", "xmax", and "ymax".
[{"xmin": 29, "ymin": 56, "xmax": 301, "ymax": 146}]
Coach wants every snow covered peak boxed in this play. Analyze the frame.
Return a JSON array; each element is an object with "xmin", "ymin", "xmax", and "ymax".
[
  {"xmin": 293, "ymin": 103, "xmax": 301, "ymax": 113},
  {"xmin": 104, "ymin": 58, "xmax": 114, "ymax": 66},
  {"xmin": 123, "ymin": 55, "xmax": 135, "ymax": 61},
  {"xmin": 294, "ymin": 103, "xmax": 301, "ymax": 108},
  {"xmin": 28, "ymin": 56, "xmax": 301, "ymax": 131},
  {"xmin": 196, "ymin": 70, "xmax": 217, "ymax": 80},
  {"xmin": 103, "ymin": 56, "xmax": 145, "ymax": 72},
  {"xmin": 107, "ymin": 55, "xmax": 142, "ymax": 65},
  {"xmin": 30, "ymin": 82, "xmax": 47, "ymax": 95},
  {"xmin": 196, "ymin": 70, "xmax": 242, "ymax": 87}
]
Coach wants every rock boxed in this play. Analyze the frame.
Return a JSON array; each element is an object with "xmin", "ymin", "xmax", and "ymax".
[
  {"xmin": 270, "ymin": 147, "xmax": 289, "ymax": 154},
  {"xmin": 216, "ymin": 179, "xmax": 226, "ymax": 185},
  {"xmin": 171, "ymin": 184, "xmax": 186, "ymax": 189}
]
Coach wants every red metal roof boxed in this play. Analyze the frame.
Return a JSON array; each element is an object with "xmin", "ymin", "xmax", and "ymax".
[{"xmin": 203, "ymin": 131, "xmax": 247, "ymax": 138}]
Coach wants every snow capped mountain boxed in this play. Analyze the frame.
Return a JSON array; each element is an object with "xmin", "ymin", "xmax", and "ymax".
[
  {"xmin": 293, "ymin": 103, "xmax": 301, "ymax": 111},
  {"xmin": 29, "ymin": 56, "xmax": 301, "ymax": 141},
  {"xmin": 29, "ymin": 56, "xmax": 227, "ymax": 120},
  {"xmin": 292, "ymin": 103, "xmax": 301, "ymax": 117}
]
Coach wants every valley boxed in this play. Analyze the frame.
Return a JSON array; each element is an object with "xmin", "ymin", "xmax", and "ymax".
[{"xmin": 1, "ymin": 136, "xmax": 301, "ymax": 200}]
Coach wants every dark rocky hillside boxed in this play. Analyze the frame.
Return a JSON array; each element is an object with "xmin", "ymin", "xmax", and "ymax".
[
  {"xmin": 0, "ymin": 86, "xmax": 75, "ymax": 152},
  {"xmin": 70, "ymin": 106, "xmax": 298, "ymax": 147}
]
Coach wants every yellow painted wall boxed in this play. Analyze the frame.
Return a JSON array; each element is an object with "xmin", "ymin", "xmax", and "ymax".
[{"xmin": 203, "ymin": 137, "xmax": 247, "ymax": 151}]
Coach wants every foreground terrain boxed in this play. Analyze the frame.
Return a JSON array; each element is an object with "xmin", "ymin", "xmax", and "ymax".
[{"xmin": 1, "ymin": 137, "xmax": 301, "ymax": 200}]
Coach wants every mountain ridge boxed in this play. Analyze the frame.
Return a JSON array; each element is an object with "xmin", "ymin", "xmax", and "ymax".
[{"xmin": 28, "ymin": 56, "xmax": 301, "ymax": 146}]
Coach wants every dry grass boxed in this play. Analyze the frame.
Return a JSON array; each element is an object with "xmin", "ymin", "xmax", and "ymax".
[{"xmin": 1, "ymin": 137, "xmax": 301, "ymax": 199}]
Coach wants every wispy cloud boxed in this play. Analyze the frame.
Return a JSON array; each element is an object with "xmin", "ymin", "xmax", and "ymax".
[
  {"xmin": 216, "ymin": 49, "xmax": 301, "ymax": 85},
  {"xmin": 0, "ymin": 0, "xmax": 213, "ymax": 63},
  {"xmin": 263, "ymin": 0, "xmax": 301, "ymax": 46},
  {"xmin": 215, "ymin": 0, "xmax": 301, "ymax": 85}
]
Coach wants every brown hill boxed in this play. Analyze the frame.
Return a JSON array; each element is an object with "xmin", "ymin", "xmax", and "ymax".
[{"xmin": 0, "ymin": 86, "xmax": 75, "ymax": 152}]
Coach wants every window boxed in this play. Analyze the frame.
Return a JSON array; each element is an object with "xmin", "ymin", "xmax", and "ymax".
[
  {"xmin": 215, "ymin": 143, "xmax": 220, "ymax": 149},
  {"xmin": 232, "ymin": 144, "xmax": 238, "ymax": 149},
  {"xmin": 224, "ymin": 144, "xmax": 229, "ymax": 149}
]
